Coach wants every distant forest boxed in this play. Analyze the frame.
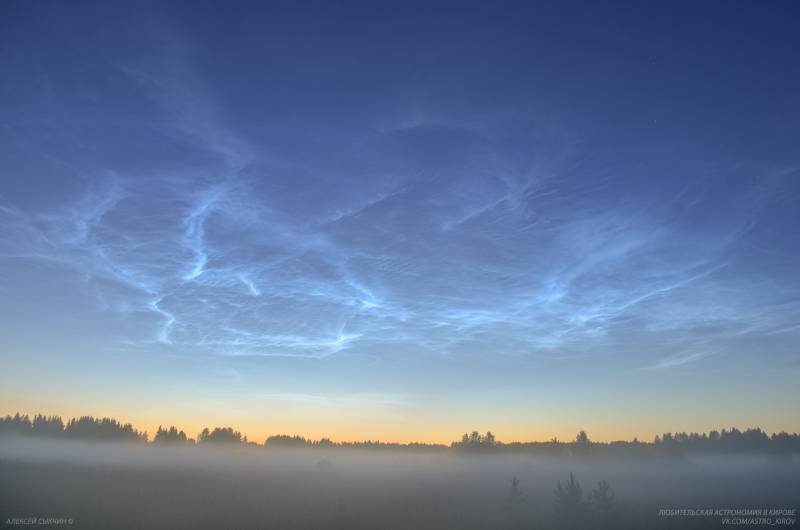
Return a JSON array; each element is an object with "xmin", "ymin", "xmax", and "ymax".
[{"xmin": 2, "ymin": 413, "xmax": 799, "ymax": 455}]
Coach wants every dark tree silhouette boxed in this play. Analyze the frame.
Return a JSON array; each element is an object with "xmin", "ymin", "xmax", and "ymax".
[
  {"xmin": 31, "ymin": 414, "xmax": 64, "ymax": 437},
  {"xmin": 453, "ymin": 430, "xmax": 496, "ymax": 451},
  {"xmin": 652, "ymin": 427, "xmax": 778, "ymax": 454},
  {"xmin": 153, "ymin": 426, "xmax": 189, "ymax": 444},
  {"xmin": 575, "ymin": 431, "xmax": 590, "ymax": 445},
  {"xmin": 64, "ymin": 416, "xmax": 147, "ymax": 442},
  {"xmin": 0, "ymin": 413, "xmax": 32, "ymax": 436},
  {"xmin": 265, "ymin": 434, "xmax": 310, "ymax": 447},
  {"xmin": 197, "ymin": 427, "xmax": 244, "ymax": 445}
]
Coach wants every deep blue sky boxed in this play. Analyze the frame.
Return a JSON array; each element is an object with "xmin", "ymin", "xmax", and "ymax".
[{"xmin": 1, "ymin": 1, "xmax": 799, "ymax": 441}]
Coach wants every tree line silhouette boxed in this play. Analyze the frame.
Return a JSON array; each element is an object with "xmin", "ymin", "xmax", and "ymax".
[
  {"xmin": 1, "ymin": 413, "xmax": 799, "ymax": 454},
  {"xmin": 0, "ymin": 414, "xmax": 147, "ymax": 442},
  {"xmin": 451, "ymin": 428, "xmax": 800, "ymax": 455}
]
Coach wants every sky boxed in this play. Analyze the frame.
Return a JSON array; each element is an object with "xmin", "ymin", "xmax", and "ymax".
[{"xmin": 1, "ymin": 1, "xmax": 799, "ymax": 443}]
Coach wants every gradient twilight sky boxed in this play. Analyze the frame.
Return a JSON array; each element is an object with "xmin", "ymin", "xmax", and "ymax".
[{"xmin": 1, "ymin": 1, "xmax": 799, "ymax": 443}]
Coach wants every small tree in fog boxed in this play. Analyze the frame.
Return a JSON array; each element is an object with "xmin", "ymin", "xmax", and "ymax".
[
  {"xmin": 554, "ymin": 472, "xmax": 587, "ymax": 515},
  {"xmin": 590, "ymin": 480, "xmax": 615, "ymax": 512},
  {"xmin": 509, "ymin": 476, "xmax": 523, "ymax": 502}
]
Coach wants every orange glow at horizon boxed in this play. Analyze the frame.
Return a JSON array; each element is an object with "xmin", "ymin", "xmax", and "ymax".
[{"xmin": 2, "ymin": 398, "xmax": 793, "ymax": 446}]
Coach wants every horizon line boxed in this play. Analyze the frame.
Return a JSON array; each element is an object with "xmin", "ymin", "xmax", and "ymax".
[{"xmin": 3, "ymin": 411, "xmax": 798, "ymax": 447}]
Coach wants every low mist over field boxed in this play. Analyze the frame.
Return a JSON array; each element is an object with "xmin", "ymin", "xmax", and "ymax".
[
  {"xmin": 2, "ymin": 438, "xmax": 798, "ymax": 529},
  {"xmin": 2, "ymin": 414, "xmax": 799, "ymax": 529}
]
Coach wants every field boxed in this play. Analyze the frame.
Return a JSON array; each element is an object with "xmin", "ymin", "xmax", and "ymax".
[{"xmin": 1, "ymin": 439, "xmax": 797, "ymax": 529}]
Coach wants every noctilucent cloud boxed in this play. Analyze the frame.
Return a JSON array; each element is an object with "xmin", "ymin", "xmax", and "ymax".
[{"xmin": 1, "ymin": 1, "xmax": 799, "ymax": 442}]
